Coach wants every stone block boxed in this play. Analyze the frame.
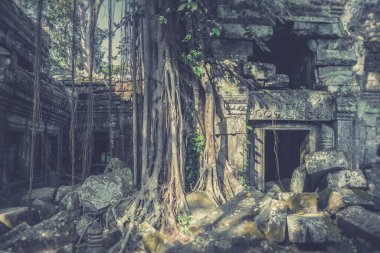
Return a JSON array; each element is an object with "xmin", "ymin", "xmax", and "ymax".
[
  {"xmin": 59, "ymin": 191, "xmax": 80, "ymax": 212},
  {"xmin": 254, "ymin": 198, "xmax": 288, "ymax": 242},
  {"xmin": 32, "ymin": 199, "xmax": 58, "ymax": 220},
  {"xmin": 0, "ymin": 211, "xmax": 71, "ymax": 252},
  {"xmin": 187, "ymin": 192, "xmax": 217, "ymax": 221},
  {"xmin": 290, "ymin": 165, "xmax": 312, "ymax": 193},
  {"xmin": 317, "ymin": 66, "xmax": 355, "ymax": 87},
  {"xmin": 287, "ymin": 212, "xmax": 341, "ymax": 243},
  {"xmin": 316, "ymin": 49, "xmax": 357, "ymax": 66},
  {"xmin": 77, "ymin": 171, "xmax": 125, "ymax": 213},
  {"xmin": 243, "ymin": 62, "xmax": 276, "ymax": 80},
  {"xmin": 222, "ymin": 23, "xmax": 273, "ymax": 41},
  {"xmin": 278, "ymin": 192, "xmax": 317, "ymax": 214},
  {"xmin": 336, "ymin": 205, "xmax": 380, "ymax": 245},
  {"xmin": 0, "ymin": 207, "xmax": 39, "ymax": 229},
  {"xmin": 54, "ymin": 185, "xmax": 72, "ymax": 204},
  {"xmin": 0, "ymin": 222, "xmax": 31, "ymax": 246},
  {"xmin": 321, "ymin": 169, "xmax": 367, "ymax": 190},
  {"xmin": 293, "ymin": 22, "xmax": 342, "ymax": 38},
  {"xmin": 365, "ymin": 168, "xmax": 380, "ymax": 210},
  {"xmin": 211, "ymin": 39, "xmax": 253, "ymax": 61},
  {"xmin": 20, "ymin": 187, "xmax": 56, "ymax": 204},
  {"xmin": 264, "ymin": 74, "xmax": 289, "ymax": 88},
  {"xmin": 305, "ymin": 150, "xmax": 348, "ymax": 182},
  {"xmin": 327, "ymin": 188, "xmax": 374, "ymax": 213}
]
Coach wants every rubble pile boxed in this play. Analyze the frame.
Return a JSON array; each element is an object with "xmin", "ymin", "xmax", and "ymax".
[{"xmin": 0, "ymin": 158, "xmax": 134, "ymax": 252}]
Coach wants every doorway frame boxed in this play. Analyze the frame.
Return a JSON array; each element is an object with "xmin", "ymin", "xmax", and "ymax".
[{"xmin": 248, "ymin": 122, "xmax": 319, "ymax": 191}]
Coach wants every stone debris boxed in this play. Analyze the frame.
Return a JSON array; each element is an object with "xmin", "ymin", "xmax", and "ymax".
[
  {"xmin": 20, "ymin": 187, "xmax": 56, "ymax": 205},
  {"xmin": 290, "ymin": 165, "xmax": 312, "ymax": 193},
  {"xmin": 243, "ymin": 62, "xmax": 276, "ymax": 80},
  {"xmin": 320, "ymin": 169, "xmax": 367, "ymax": 190},
  {"xmin": 278, "ymin": 192, "xmax": 318, "ymax": 214},
  {"xmin": 326, "ymin": 188, "xmax": 374, "ymax": 213},
  {"xmin": 336, "ymin": 205, "xmax": 380, "ymax": 245},
  {"xmin": 287, "ymin": 212, "xmax": 341, "ymax": 243},
  {"xmin": 186, "ymin": 192, "xmax": 217, "ymax": 221},
  {"xmin": 364, "ymin": 167, "xmax": 380, "ymax": 210},
  {"xmin": 305, "ymin": 150, "xmax": 349, "ymax": 182}
]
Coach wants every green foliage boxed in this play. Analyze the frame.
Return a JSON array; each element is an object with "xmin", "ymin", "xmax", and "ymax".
[
  {"xmin": 178, "ymin": 211, "xmax": 193, "ymax": 236},
  {"xmin": 158, "ymin": 15, "xmax": 168, "ymax": 25}
]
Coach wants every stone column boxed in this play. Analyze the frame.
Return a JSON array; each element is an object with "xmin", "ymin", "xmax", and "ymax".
[{"xmin": 334, "ymin": 96, "xmax": 357, "ymax": 169}]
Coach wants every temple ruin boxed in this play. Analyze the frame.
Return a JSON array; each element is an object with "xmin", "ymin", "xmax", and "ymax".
[{"xmin": 0, "ymin": 0, "xmax": 379, "ymax": 252}]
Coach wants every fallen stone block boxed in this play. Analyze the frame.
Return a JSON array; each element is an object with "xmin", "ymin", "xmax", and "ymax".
[
  {"xmin": 327, "ymin": 188, "xmax": 374, "ymax": 213},
  {"xmin": 320, "ymin": 169, "xmax": 367, "ymax": 190},
  {"xmin": 77, "ymin": 171, "xmax": 126, "ymax": 213},
  {"xmin": 290, "ymin": 165, "xmax": 312, "ymax": 193},
  {"xmin": 54, "ymin": 185, "xmax": 77, "ymax": 204},
  {"xmin": 264, "ymin": 74, "xmax": 289, "ymax": 88},
  {"xmin": 278, "ymin": 192, "xmax": 317, "ymax": 214},
  {"xmin": 336, "ymin": 205, "xmax": 380, "ymax": 245},
  {"xmin": 20, "ymin": 187, "xmax": 56, "ymax": 204},
  {"xmin": 287, "ymin": 212, "xmax": 341, "ymax": 243},
  {"xmin": 0, "ymin": 207, "xmax": 39, "ymax": 229},
  {"xmin": 59, "ymin": 191, "xmax": 80, "ymax": 212},
  {"xmin": 0, "ymin": 222, "xmax": 31, "ymax": 246},
  {"xmin": 305, "ymin": 150, "xmax": 348, "ymax": 182},
  {"xmin": 243, "ymin": 62, "xmax": 276, "ymax": 80},
  {"xmin": 32, "ymin": 199, "xmax": 58, "ymax": 220},
  {"xmin": 0, "ymin": 211, "xmax": 71, "ymax": 252},
  {"xmin": 255, "ymin": 198, "xmax": 288, "ymax": 242}
]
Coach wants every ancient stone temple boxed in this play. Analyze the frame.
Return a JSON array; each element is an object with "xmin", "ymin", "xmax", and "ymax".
[
  {"xmin": 212, "ymin": 0, "xmax": 380, "ymax": 192},
  {"xmin": 0, "ymin": 0, "xmax": 379, "ymax": 252},
  {"xmin": 0, "ymin": 0, "xmax": 69, "ymax": 199}
]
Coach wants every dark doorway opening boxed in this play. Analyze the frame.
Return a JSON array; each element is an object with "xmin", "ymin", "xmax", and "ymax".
[
  {"xmin": 264, "ymin": 130, "xmax": 309, "ymax": 183},
  {"xmin": 92, "ymin": 132, "xmax": 110, "ymax": 175}
]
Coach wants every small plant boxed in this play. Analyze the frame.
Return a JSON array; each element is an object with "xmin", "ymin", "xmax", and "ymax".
[{"xmin": 178, "ymin": 211, "xmax": 193, "ymax": 236}]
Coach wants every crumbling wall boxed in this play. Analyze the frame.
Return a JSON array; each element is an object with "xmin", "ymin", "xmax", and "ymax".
[
  {"xmin": 0, "ymin": 0, "xmax": 69, "ymax": 201},
  {"xmin": 211, "ymin": 0, "xmax": 379, "ymax": 188}
]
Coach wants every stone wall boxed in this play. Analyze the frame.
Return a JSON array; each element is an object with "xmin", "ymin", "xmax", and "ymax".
[
  {"xmin": 0, "ymin": 0, "xmax": 69, "ymax": 199},
  {"xmin": 63, "ymin": 81, "xmax": 133, "ymax": 176},
  {"xmin": 211, "ymin": 0, "xmax": 380, "ymax": 189}
]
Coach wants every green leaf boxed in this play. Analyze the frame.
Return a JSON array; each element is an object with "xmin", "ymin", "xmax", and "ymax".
[
  {"xmin": 212, "ymin": 27, "xmax": 222, "ymax": 37},
  {"xmin": 158, "ymin": 15, "xmax": 167, "ymax": 25},
  {"xmin": 182, "ymin": 33, "xmax": 192, "ymax": 43},
  {"xmin": 178, "ymin": 3, "xmax": 187, "ymax": 11}
]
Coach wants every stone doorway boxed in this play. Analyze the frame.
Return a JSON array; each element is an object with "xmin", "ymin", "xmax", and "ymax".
[{"xmin": 249, "ymin": 123, "xmax": 318, "ymax": 191}]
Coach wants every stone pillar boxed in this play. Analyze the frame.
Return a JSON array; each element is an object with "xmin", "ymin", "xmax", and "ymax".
[{"xmin": 334, "ymin": 96, "xmax": 357, "ymax": 169}]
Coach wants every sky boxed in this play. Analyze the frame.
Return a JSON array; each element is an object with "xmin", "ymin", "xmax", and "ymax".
[{"xmin": 97, "ymin": 0, "xmax": 124, "ymax": 66}]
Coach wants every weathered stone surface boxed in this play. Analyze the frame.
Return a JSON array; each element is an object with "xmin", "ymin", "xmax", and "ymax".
[
  {"xmin": 59, "ymin": 191, "xmax": 80, "ymax": 212},
  {"xmin": 321, "ymin": 169, "xmax": 367, "ymax": 189},
  {"xmin": 254, "ymin": 197, "xmax": 288, "ymax": 242},
  {"xmin": 222, "ymin": 23, "xmax": 273, "ymax": 41},
  {"xmin": 248, "ymin": 90, "xmax": 334, "ymax": 121},
  {"xmin": 21, "ymin": 187, "xmax": 56, "ymax": 204},
  {"xmin": 264, "ymin": 74, "xmax": 289, "ymax": 88},
  {"xmin": 190, "ymin": 191, "xmax": 263, "ymax": 235},
  {"xmin": 365, "ymin": 168, "xmax": 380, "ymax": 210},
  {"xmin": 327, "ymin": 188, "xmax": 374, "ymax": 213},
  {"xmin": 187, "ymin": 192, "xmax": 217, "ymax": 221},
  {"xmin": 317, "ymin": 66, "xmax": 355, "ymax": 87},
  {"xmin": 0, "ymin": 211, "xmax": 71, "ymax": 252},
  {"xmin": 316, "ymin": 49, "xmax": 357, "ymax": 66},
  {"xmin": 278, "ymin": 192, "xmax": 317, "ymax": 214},
  {"xmin": 75, "ymin": 216, "xmax": 92, "ymax": 238},
  {"xmin": 336, "ymin": 205, "xmax": 380, "ymax": 245},
  {"xmin": 32, "ymin": 199, "xmax": 58, "ymax": 220},
  {"xmin": 0, "ymin": 207, "xmax": 39, "ymax": 229},
  {"xmin": 321, "ymin": 124, "xmax": 335, "ymax": 150},
  {"xmin": 290, "ymin": 165, "xmax": 312, "ymax": 193},
  {"xmin": 54, "ymin": 185, "xmax": 76, "ymax": 204},
  {"xmin": 104, "ymin": 157, "xmax": 126, "ymax": 172},
  {"xmin": 305, "ymin": 150, "xmax": 348, "ymax": 182},
  {"xmin": 287, "ymin": 212, "xmax": 341, "ymax": 243},
  {"xmin": 293, "ymin": 22, "xmax": 342, "ymax": 38},
  {"xmin": 77, "ymin": 171, "xmax": 125, "ymax": 213},
  {"xmin": 0, "ymin": 222, "xmax": 31, "ymax": 246},
  {"xmin": 212, "ymin": 39, "xmax": 253, "ymax": 60},
  {"xmin": 243, "ymin": 62, "xmax": 276, "ymax": 80}
]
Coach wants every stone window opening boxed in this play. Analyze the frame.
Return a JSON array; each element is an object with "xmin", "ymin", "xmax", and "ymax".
[
  {"xmin": 92, "ymin": 131, "xmax": 110, "ymax": 175},
  {"xmin": 249, "ymin": 23, "xmax": 316, "ymax": 90}
]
